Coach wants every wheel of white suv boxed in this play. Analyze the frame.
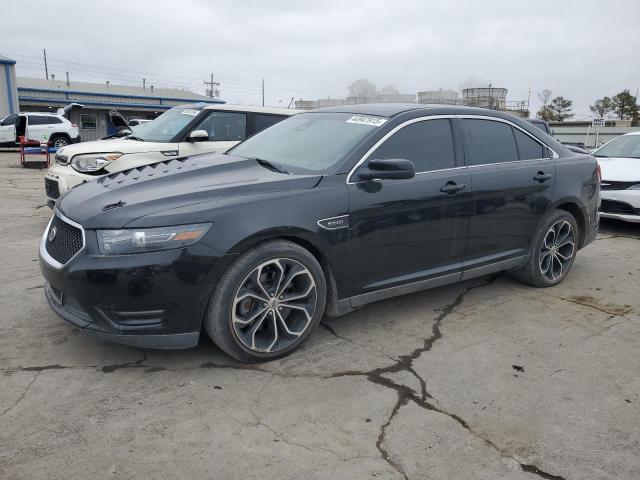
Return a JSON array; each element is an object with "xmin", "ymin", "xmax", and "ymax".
[
  {"xmin": 50, "ymin": 135, "xmax": 69, "ymax": 149},
  {"xmin": 513, "ymin": 210, "xmax": 580, "ymax": 287},
  {"xmin": 205, "ymin": 240, "xmax": 327, "ymax": 362}
]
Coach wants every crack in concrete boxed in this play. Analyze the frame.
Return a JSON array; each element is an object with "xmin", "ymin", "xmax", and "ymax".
[
  {"xmin": 539, "ymin": 291, "xmax": 633, "ymax": 317},
  {"xmin": 101, "ymin": 351, "xmax": 148, "ymax": 373},
  {"xmin": 0, "ymin": 371, "xmax": 40, "ymax": 417},
  {"xmin": 325, "ymin": 275, "xmax": 567, "ymax": 480},
  {"xmin": 320, "ymin": 321, "xmax": 398, "ymax": 362}
]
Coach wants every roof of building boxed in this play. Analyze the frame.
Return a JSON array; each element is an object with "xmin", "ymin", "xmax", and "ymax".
[
  {"xmin": 16, "ymin": 77, "xmax": 220, "ymax": 102},
  {"xmin": 0, "ymin": 55, "xmax": 16, "ymax": 65}
]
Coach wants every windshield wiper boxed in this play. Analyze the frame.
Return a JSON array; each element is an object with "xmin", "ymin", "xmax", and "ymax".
[
  {"xmin": 254, "ymin": 158, "xmax": 289, "ymax": 174},
  {"xmin": 126, "ymin": 135, "xmax": 145, "ymax": 141}
]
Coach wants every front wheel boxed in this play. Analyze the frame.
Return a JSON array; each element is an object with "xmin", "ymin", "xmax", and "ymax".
[
  {"xmin": 205, "ymin": 240, "xmax": 327, "ymax": 362},
  {"xmin": 50, "ymin": 135, "xmax": 69, "ymax": 149},
  {"xmin": 513, "ymin": 210, "xmax": 579, "ymax": 287}
]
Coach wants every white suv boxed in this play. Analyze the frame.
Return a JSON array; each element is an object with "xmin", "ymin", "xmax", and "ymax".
[
  {"xmin": 44, "ymin": 103, "xmax": 300, "ymax": 205},
  {"xmin": 0, "ymin": 112, "xmax": 80, "ymax": 148}
]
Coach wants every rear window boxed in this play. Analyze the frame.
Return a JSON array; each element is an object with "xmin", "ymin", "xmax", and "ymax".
[
  {"xmin": 513, "ymin": 128, "xmax": 545, "ymax": 160},
  {"xmin": 462, "ymin": 119, "xmax": 518, "ymax": 165},
  {"xmin": 254, "ymin": 114, "xmax": 285, "ymax": 133}
]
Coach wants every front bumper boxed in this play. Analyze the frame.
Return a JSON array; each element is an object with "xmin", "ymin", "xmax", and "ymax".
[
  {"xmin": 44, "ymin": 163, "xmax": 95, "ymax": 203},
  {"xmin": 600, "ymin": 188, "xmax": 640, "ymax": 223},
  {"xmin": 39, "ymin": 216, "xmax": 224, "ymax": 349}
]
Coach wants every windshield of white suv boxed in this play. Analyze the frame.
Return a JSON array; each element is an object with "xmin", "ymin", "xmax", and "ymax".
[
  {"xmin": 594, "ymin": 135, "xmax": 640, "ymax": 159},
  {"xmin": 229, "ymin": 112, "xmax": 385, "ymax": 173},
  {"xmin": 130, "ymin": 107, "xmax": 202, "ymax": 142}
]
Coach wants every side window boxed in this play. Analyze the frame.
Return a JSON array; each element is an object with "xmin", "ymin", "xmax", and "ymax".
[
  {"xmin": 80, "ymin": 114, "xmax": 97, "ymax": 130},
  {"xmin": 47, "ymin": 116, "xmax": 63, "ymax": 124},
  {"xmin": 194, "ymin": 112, "xmax": 247, "ymax": 141},
  {"xmin": 28, "ymin": 116, "xmax": 49, "ymax": 125},
  {"xmin": 1, "ymin": 114, "xmax": 17, "ymax": 126},
  {"xmin": 368, "ymin": 119, "xmax": 455, "ymax": 172},
  {"xmin": 462, "ymin": 119, "xmax": 518, "ymax": 165},
  {"xmin": 513, "ymin": 128, "xmax": 545, "ymax": 160},
  {"xmin": 254, "ymin": 114, "xmax": 285, "ymax": 133}
]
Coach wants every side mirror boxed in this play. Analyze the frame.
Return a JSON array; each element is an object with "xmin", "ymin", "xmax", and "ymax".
[
  {"xmin": 358, "ymin": 158, "xmax": 415, "ymax": 181},
  {"xmin": 189, "ymin": 130, "xmax": 209, "ymax": 142}
]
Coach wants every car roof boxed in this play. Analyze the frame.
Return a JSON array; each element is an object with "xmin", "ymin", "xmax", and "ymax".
[
  {"xmin": 201, "ymin": 104, "xmax": 303, "ymax": 115},
  {"xmin": 310, "ymin": 103, "xmax": 504, "ymax": 118}
]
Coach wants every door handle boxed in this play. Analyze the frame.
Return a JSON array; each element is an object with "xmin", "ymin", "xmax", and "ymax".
[
  {"xmin": 440, "ymin": 182, "xmax": 466, "ymax": 195},
  {"xmin": 533, "ymin": 171, "xmax": 553, "ymax": 182}
]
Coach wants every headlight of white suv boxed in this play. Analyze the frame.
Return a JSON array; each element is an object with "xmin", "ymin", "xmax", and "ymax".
[
  {"xmin": 70, "ymin": 153, "xmax": 122, "ymax": 173},
  {"xmin": 97, "ymin": 223, "xmax": 212, "ymax": 255}
]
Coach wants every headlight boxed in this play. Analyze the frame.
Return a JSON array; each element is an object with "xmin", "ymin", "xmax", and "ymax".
[
  {"xmin": 97, "ymin": 223, "xmax": 212, "ymax": 255},
  {"xmin": 71, "ymin": 153, "xmax": 122, "ymax": 173}
]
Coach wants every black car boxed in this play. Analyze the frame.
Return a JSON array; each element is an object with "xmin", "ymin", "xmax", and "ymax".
[{"xmin": 39, "ymin": 104, "xmax": 600, "ymax": 362}]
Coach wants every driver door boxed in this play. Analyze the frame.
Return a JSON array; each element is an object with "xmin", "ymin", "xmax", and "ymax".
[
  {"xmin": 179, "ymin": 111, "xmax": 248, "ymax": 157},
  {"xmin": 347, "ymin": 118, "xmax": 472, "ymax": 303}
]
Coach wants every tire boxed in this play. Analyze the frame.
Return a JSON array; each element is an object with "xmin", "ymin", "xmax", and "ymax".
[
  {"xmin": 513, "ymin": 209, "xmax": 580, "ymax": 288},
  {"xmin": 50, "ymin": 134, "xmax": 69, "ymax": 149},
  {"xmin": 205, "ymin": 240, "xmax": 327, "ymax": 362}
]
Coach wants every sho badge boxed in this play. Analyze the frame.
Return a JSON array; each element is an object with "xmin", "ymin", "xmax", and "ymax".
[
  {"xmin": 317, "ymin": 215, "xmax": 350, "ymax": 230},
  {"xmin": 48, "ymin": 226, "xmax": 57, "ymax": 242}
]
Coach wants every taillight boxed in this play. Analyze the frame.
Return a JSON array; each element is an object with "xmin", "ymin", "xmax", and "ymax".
[
  {"xmin": 595, "ymin": 161, "xmax": 602, "ymax": 183},
  {"xmin": 71, "ymin": 123, "xmax": 77, "ymax": 128}
]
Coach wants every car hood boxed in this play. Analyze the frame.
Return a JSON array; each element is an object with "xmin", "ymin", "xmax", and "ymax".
[
  {"xmin": 597, "ymin": 156, "xmax": 640, "ymax": 182},
  {"xmin": 57, "ymin": 153, "xmax": 322, "ymax": 229},
  {"xmin": 57, "ymin": 138, "xmax": 177, "ymax": 158}
]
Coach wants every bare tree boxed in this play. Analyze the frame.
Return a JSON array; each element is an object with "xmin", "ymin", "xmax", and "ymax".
[{"xmin": 537, "ymin": 89, "xmax": 552, "ymax": 106}]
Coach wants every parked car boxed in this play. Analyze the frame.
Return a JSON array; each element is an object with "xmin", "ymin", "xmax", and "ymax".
[
  {"xmin": 592, "ymin": 131, "xmax": 640, "ymax": 223},
  {"xmin": 0, "ymin": 111, "xmax": 80, "ymax": 148},
  {"xmin": 43, "ymin": 103, "xmax": 301, "ymax": 206},
  {"xmin": 39, "ymin": 104, "xmax": 600, "ymax": 362},
  {"xmin": 526, "ymin": 118, "xmax": 552, "ymax": 135}
]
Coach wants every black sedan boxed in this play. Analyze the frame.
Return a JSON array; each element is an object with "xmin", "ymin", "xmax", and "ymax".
[{"xmin": 40, "ymin": 104, "xmax": 600, "ymax": 362}]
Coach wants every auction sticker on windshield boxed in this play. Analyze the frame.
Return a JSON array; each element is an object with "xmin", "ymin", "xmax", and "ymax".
[
  {"xmin": 181, "ymin": 109, "xmax": 200, "ymax": 116},
  {"xmin": 346, "ymin": 115, "xmax": 388, "ymax": 127}
]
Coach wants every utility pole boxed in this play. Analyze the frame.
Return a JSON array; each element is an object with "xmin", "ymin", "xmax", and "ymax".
[
  {"xmin": 43, "ymin": 48, "xmax": 49, "ymax": 80},
  {"xmin": 204, "ymin": 73, "xmax": 220, "ymax": 98},
  {"xmin": 262, "ymin": 78, "xmax": 265, "ymax": 106},
  {"xmin": 143, "ymin": 78, "xmax": 146, "ymax": 90}
]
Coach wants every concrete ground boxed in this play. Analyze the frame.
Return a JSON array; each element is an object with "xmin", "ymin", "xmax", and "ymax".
[{"xmin": 0, "ymin": 151, "xmax": 639, "ymax": 480}]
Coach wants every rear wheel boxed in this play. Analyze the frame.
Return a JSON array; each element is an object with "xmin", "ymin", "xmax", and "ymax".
[
  {"xmin": 513, "ymin": 210, "xmax": 579, "ymax": 287},
  {"xmin": 205, "ymin": 240, "xmax": 326, "ymax": 362},
  {"xmin": 50, "ymin": 134, "xmax": 69, "ymax": 149}
]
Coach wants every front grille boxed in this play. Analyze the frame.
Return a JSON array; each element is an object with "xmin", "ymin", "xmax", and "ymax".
[
  {"xmin": 600, "ymin": 199, "xmax": 638, "ymax": 215},
  {"xmin": 45, "ymin": 215, "xmax": 84, "ymax": 264},
  {"xmin": 45, "ymin": 178, "xmax": 60, "ymax": 199},
  {"xmin": 600, "ymin": 181, "xmax": 639, "ymax": 191}
]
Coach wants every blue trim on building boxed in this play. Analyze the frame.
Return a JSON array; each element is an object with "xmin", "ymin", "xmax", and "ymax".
[
  {"xmin": 17, "ymin": 87, "xmax": 224, "ymax": 104},
  {"xmin": 4, "ymin": 65, "xmax": 15, "ymax": 114},
  {"xmin": 16, "ymin": 97, "xmax": 193, "ymax": 110},
  {"xmin": 0, "ymin": 57, "xmax": 16, "ymax": 65}
]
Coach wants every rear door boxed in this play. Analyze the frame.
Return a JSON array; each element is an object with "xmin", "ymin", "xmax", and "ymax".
[
  {"xmin": 179, "ymin": 110, "xmax": 248, "ymax": 157},
  {"xmin": 461, "ymin": 117, "xmax": 556, "ymax": 269},
  {"xmin": 26, "ymin": 115, "xmax": 50, "ymax": 142},
  {"xmin": 347, "ymin": 117, "xmax": 472, "ymax": 302}
]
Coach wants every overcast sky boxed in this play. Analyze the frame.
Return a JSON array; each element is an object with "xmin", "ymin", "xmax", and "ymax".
[{"xmin": 2, "ymin": 0, "xmax": 638, "ymax": 118}]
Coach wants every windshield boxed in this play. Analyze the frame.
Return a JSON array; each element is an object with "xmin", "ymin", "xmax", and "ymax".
[
  {"xmin": 229, "ymin": 112, "xmax": 386, "ymax": 173},
  {"xmin": 594, "ymin": 135, "xmax": 640, "ymax": 159},
  {"xmin": 130, "ymin": 106, "xmax": 202, "ymax": 142}
]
